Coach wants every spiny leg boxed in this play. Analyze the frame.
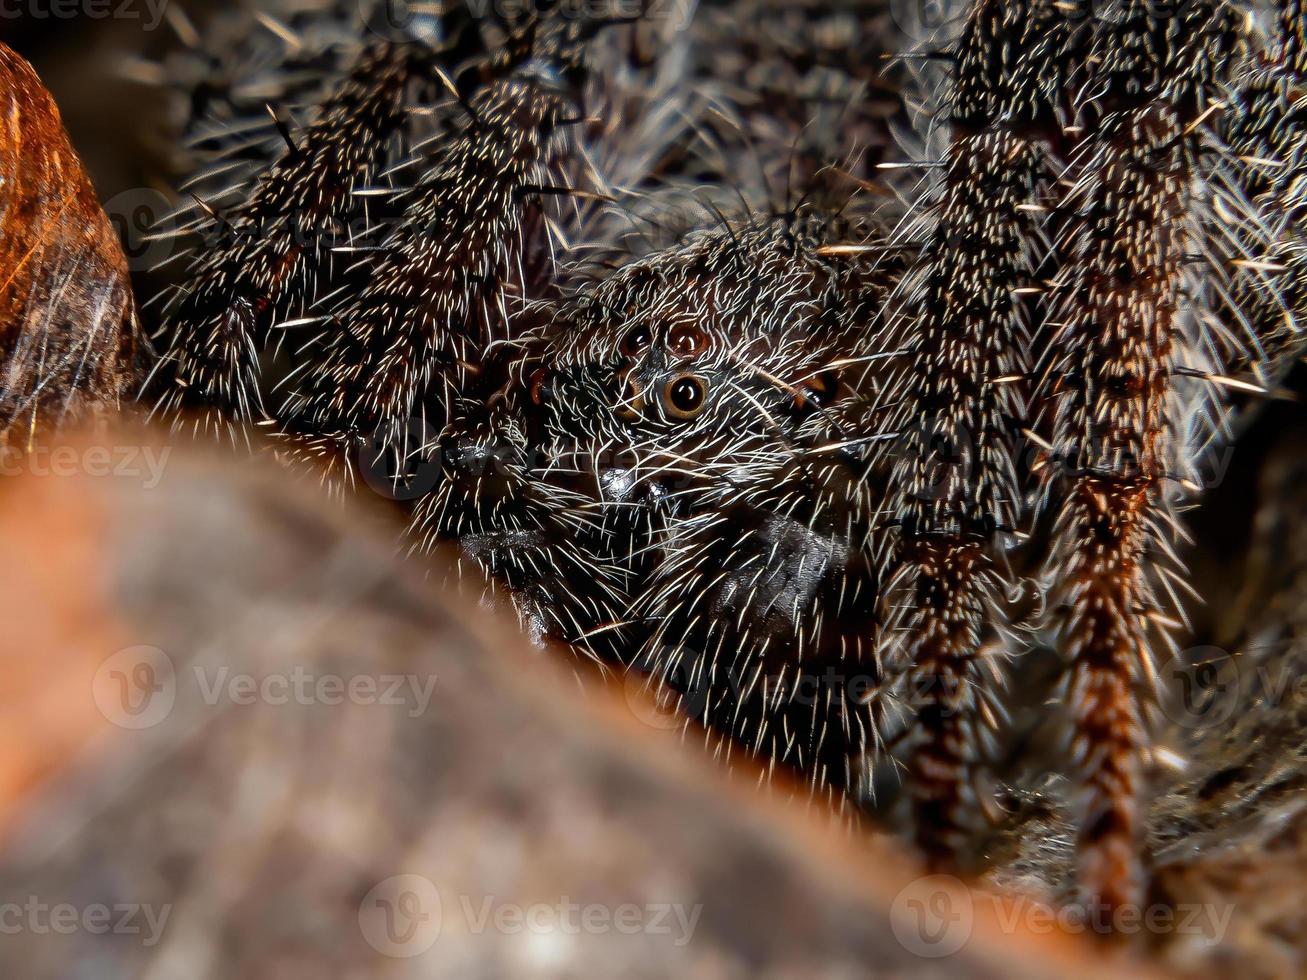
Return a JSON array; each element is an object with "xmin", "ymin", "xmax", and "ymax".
[
  {"xmin": 1220, "ymin": 0, "xmax": 1307, "ymax": 376},
  {"xmin": 153, "ymin": 39, "xmax": 426, "ymax": 441},
  {"xmin": 1043, "ymin": 0, "xmax": 1246, "ymax": 913},
  {"xmin": 879, "ymin": 0, "xmax": 1080, "ymax": 867},
  {"xmin": 279, "ymin": 14, "xmax": 603, "ymax": 487}
]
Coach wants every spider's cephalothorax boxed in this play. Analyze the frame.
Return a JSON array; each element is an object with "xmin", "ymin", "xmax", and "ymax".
[
  {"xmin": 523, "ymin": 213, "xmax": 899, "ymax": 803},
  {"xmin": 75, "ymin": 0, "xmax": 1303, "ymax": 917}
]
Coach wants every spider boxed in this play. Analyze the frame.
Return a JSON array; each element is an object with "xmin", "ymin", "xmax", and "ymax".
[{"xmin": 5, "ymin": 0, "xmax": 1304, "ymax": 922}]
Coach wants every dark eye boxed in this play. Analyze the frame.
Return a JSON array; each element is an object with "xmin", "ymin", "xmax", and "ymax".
[
  {"xmin": 799, "ymin": 368, "xmax": 840, "ymax": 408},
  {"xmin": 663, "ymin": 374, "xmax": 708, "ymax": 420},
  {"xmin": 615, "ymin": 366, "xmax": 645, "ymax": 421},
  {"xmin": 620, "ymin": 323, "xmax": 652, "ymax": 357},
  {"xmin": 668, "ymin": 324, "xmax": 707, "ymax": 358}
]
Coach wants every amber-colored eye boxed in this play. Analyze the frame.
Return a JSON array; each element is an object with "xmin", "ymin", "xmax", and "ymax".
[
  {"xmin": 668, "ymin": 323, "xmax": 707, "ymax": 358},
  {"xmin": 798, "ymin": 368, "xmax": 840, "ymax": 408},
  {"xmin": 620, "ymin": 323, "xmax": 652, "ymax": 357},
  {"xmin": 529, "ymin": 367, "xmax": 550, "ymax": 406},
  {"xmin": 662, "ymin": 374, "xmax": 709, "ymax": 420},
  {"xmin": 615, "ymin": 366, "xmax": 645, "ymax": 421}
]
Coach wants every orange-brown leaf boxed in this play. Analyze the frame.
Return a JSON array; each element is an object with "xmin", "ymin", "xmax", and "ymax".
[{"xmin": 0, "ymin": 42, "xmax": 141, "ymax": 451}]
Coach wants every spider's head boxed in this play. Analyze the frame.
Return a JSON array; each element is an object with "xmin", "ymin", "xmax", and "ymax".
[{"xmin": 532, "ymin": 214, "xmax": 891, "ymax": 503}]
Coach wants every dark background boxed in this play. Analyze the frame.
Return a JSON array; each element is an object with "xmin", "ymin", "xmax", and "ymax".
[{"xmin": 0, "ymin": 8, "xmax": 181, "ymax": 197}]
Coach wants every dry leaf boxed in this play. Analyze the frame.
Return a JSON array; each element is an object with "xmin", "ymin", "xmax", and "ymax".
[{"xmin": 0, "ymin": 42, "xmax": 142, "ymax": 450}]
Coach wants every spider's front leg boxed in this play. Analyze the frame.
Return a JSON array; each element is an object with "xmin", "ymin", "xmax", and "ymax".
[
  {"xmin": 154, "ymin": 38, "xmax": 431, "ymax": 441},
  {"xmin": 1040, "ymin": 0, "xmax": 1254, "ymax": 914},
  {"xmin": 878, "ymin": 0, "xmax": 1079, "ymax": 869},
  {"xmin": 388, "ymin": 12, "xmax": 650, "ymax": 658},
  {"xmin": 280, "ymin": 24, "xmax": 588, "ymax": 470}
]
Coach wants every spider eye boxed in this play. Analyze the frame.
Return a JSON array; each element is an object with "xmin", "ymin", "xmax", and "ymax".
[
  {"xmin": 799, "ymin": 368, "xmax": 840, "ymax": 408},
  {"xmin": 615, "ymin": 366, "xmax": 645, "ymax": 421},
  {"xmin": 620, "ymin": 323, "xmax": 652, "ymax": 357},
  {"xmin": 529, "ymin": 367, "xmax": 551, "ymax": 406},
  {"xmin": 668, "ymin": 323, "xmax": 707, "ymax": 358},
  {"xmin": 663, "ymin": 374, "xmax": 709, "ymax": 420}
]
